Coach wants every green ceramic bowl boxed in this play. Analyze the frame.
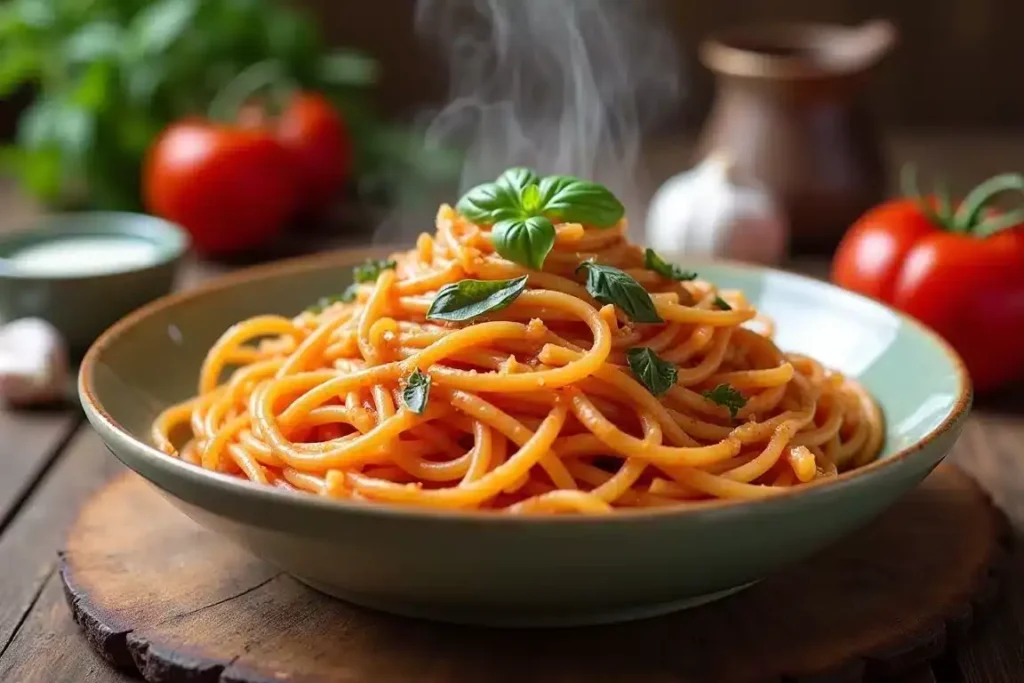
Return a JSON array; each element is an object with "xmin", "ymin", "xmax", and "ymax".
[
  {"xmin": 78, "ymin": 249, "xmax": 971, "ymax": 627},
  {"xmin": 0, "ymin": 212, "xmax": 189, "ymax": 354}
]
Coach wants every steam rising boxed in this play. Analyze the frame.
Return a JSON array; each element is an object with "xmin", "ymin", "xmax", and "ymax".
[{"xmin": 378, "ymin": 0, "xmax": 682, "ymax": 244}]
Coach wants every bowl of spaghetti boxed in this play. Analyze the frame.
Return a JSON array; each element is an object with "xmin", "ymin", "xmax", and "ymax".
[{"xmin": 79, "ymin": 169, "xmax": 971, "ymax": 627}]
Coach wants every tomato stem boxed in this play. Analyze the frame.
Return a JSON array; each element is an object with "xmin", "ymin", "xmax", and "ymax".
[
  {"xmin": 208, "ymin": 59, "xmax": 295, "ymax": 123},
  {"xmin": 952, "ymin": 172, "xmax": 1024, "ymax": 234},
  {"xmin": 900, "ymin": 163, "xmax": 946, "ymax": 227}
]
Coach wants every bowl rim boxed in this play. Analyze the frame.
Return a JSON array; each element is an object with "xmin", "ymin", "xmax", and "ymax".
[
  {"xmin": 0, "ymin": 211, "xmax": 190, "ymax": 281},
  {"xmin": 78, "ymin": 247, "xmax": 973, "ymax": 524}
]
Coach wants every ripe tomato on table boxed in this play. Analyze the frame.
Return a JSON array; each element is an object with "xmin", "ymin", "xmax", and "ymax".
[
  {"xmin": 832, "ymin": 169, "xmax": 1024, "ymax": 393},
  {"xmin": 143, "ymin": 121, "xmax": 299, "ymax": 255}
]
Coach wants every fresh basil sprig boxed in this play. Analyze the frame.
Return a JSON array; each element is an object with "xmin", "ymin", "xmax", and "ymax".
[
  {"xmin": 626, "ymin": 347, "xmax": 678, "ymax": 396},
  {"xmin": 492, "ymin": 216, "xmax": 556, "ymax": 271},
  {"xmin": 537, "ymin": 175, "xmax": 625, "ymax": 227},
  {"xmin": 455, "ymin": 168, "xmax": 625, "ymax": 270},
  {"xmin": 575, "ymin": 261, "xmax": 663, "ymax": 323},
  {"xmin": 402, "ymin": 369, "xmax": 431, "ymax": 415},
  {"xmin": 644, "ymin": 248, "xmax": 697, "ymax": 282},
  {"xmin": 354, "ymin": 258, "xmax": 397, "ymax": 283},
  {"xmin": 426, "ymin": 276, "xmax": 529, "ymax": 323},
  {"xmin": 703, "ymin": 383, "xmax": 747, "ymax": 419}
]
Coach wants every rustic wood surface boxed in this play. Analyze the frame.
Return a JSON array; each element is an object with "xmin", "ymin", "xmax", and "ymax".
[
  {"xmin": 0, "ymin": 132, "xmax": 1022, "ymax": 682},
  {"xmin": 60, "ymin": 465, "xmax": 1007, "ymax": 683}
]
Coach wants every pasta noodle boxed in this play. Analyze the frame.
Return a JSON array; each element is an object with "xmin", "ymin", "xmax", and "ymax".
[{"xmin": 152, "ymin": 184, "xmax": 884, "ymax": 515}]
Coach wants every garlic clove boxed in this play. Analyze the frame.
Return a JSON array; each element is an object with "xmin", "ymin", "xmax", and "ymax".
[
  {"xmin": 0, "ymin": 318, "xmax": 69, "ymax": 407},
  {"xmin": 645, "ymin": 153, "xmax": 789, "ymax": 266}
]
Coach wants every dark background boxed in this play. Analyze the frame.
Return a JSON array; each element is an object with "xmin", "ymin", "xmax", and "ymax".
[{"xmin": 2, "ymin": 0, "xmax": 1022, "ymax": 137}]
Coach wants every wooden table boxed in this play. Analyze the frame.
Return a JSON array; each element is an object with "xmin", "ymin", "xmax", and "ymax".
[{"xmin": 0, "ymin": 132, "xmax": 1022, "ymax": 682}]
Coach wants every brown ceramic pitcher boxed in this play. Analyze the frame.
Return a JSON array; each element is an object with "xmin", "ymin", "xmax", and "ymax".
[{"xmin": 695, "ymin": 20, "xmax": 897, "ymax": 255}]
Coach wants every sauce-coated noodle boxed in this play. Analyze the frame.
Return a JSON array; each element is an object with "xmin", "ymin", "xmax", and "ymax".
[{"xmin": 152, "ymin": 204, "xmax": 884, "ymax": 514}]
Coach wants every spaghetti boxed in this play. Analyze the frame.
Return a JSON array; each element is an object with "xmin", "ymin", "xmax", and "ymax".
[{"xmin": 152, "ymin": 173, "xmax": 884, "ymax": 514}]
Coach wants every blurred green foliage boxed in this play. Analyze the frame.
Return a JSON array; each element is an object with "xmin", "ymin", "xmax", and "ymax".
[{"xmin": 0, "ymin": 0, "xmax": 456, "ymax": 212}]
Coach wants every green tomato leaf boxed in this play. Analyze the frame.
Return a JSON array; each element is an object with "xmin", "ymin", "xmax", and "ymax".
[
  {"xmin": 492, "ymin": 215, "xmax": 556, "ymax": 270},
  {"xmin": 455, "ymin": 181, "xmax": 522, "ymax": 224},
  {"xmin": 426, "ymin": 275, "xmax": 529, "ymax": 323},
  {"xmin": 644, "ymin": 248, "xmax": 698, "ymax": 281},
  {"xmin": 575, "ymin": 261, "xmax": 663, "ymax": 323},
  {"xmin": 538, "ymin": 175, "xmax": 624, "ymax": 227},
  {"xmin": 702, "ymin": 383, "xmax": 747, "ymax": 419},
  {"xmin": 495, "ymin": 167, "xmax": 540, "ymax": 197},
  {"xmin": 130, "ymin": 0, "xmax": 198, "ymax": 56},
  {"xmin": 626, "ymin": 347, "xmax": 678, "ymax": 396},
  {"xmin": 353, "ymin": 258, "xmax": 396, "ymax": 283},
  {"xmin": 402, "ymin": 369, "xmax": 431, "ymax": 415}
]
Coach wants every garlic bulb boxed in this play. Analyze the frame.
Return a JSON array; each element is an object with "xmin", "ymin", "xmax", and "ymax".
[
  {"xmin": 0, "ymin": 318, "xmax": 69, "ymax": 407},
  {"xmin": 646, "ymin": 153, "xmax": 788, "ymax": 265}
]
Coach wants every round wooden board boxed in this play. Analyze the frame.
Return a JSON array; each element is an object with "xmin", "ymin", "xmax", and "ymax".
[{"xmin": 62, "ymin": 465, "xmax": 1008, "ymax": 683}]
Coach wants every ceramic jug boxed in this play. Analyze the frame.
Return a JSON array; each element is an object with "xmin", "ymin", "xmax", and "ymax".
[{"xmin": 695, "ymin": 20, "xmax": 897, "ymax": 255}]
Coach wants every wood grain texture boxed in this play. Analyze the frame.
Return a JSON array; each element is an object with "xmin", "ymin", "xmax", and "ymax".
[
  {"xmin": 60, "ymin": 465, "xmax": 1006, "ymax": 683},
  {"xmin": 0, "ymin": 571, "xmax": 134, "ymax": 683},
  {"xmin": 0, "ymin": 409, "xmax": 80, "ymax": 529},
  {"xmin": 0, "ymin": 428, "xmax": 124, "ymax": 662}
]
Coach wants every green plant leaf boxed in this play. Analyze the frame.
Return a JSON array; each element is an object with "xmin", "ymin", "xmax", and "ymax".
[
  {"xmin": 455, "ymin": 181, "xmax": 522, "ymax": 224},
  {"xmin": 643, "ymin": 248, "xmax": 697, "ymax": 281},
  {"xmin": 319, "ymin": 51, "xmax": 379, "ymax": 87},
  {"xmin": 130, "ymin": 0, "xmax": 197, "ymax": 56},
  {"xmin": 73, "ymin": 61, "xmax": 114, "ymax": 111},
  {"xmin": 18, "ymin": 98, "xmax": 93, "ymax": 160},
  {"xmin": 492, "ymin": 216, "xmax": 556, "ymax": 270},
  {"xmin": 626, "ymin": 347, "xmax": 678, "ymax": 396},
  {"xmin": 537, "ymin": 175, "xmax": 624, "ymax": 227},
  {"xmin": 306, "ymin": 285, "xmax": 359, "ymax": 313},
  {"xmin": 495, "ymin": 167, "xmax": 540, "ymax": 197},
  {"xmin": 702, "ymin": 383, "xmax": 747, "ymax": 419},
  {"xmin": 353, "ymin": 258, "xmax": 396, "ymax": 283},
  {"xmin": 402, "ymin": 369, "xmax": 431, "ymax": 415},
  {"xmin": 0, "ymin": 46, "xmax": 38, "ymax": 98},
  {"xmin": 65, "ymin": 21, "xmax": 123, "ymax": 63},
  {"xmin": 575, "ymin": 261, "xmax": 662, "ymax": 323},
  {"xmin": 426, "ymin": 276, "xmax": 529, "ymax": 323}
]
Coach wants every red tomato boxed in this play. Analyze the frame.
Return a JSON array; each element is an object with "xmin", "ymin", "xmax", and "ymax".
[
  {"xmin": 239, "ymin": 93, "xmax": 351, "ymax": 212},
  {"xmin": 143, "ymin": 121, "xmax": 298, "ymax": 255},
  {"xmin": 832, "ymin": 175, "xmax": 1024, "ymax": 393},
  {"xmin": 276, "ymin": 93, "xmax": 351, "ymax": 211}
]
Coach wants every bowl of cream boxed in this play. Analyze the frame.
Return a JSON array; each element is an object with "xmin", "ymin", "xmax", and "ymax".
[{"xmin": 0, "ymin": 212, "xmax": 189, "ymax": 354}]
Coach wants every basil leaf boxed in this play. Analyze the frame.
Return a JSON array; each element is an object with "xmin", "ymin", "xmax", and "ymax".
[
  {"xmin": 455, "ymin": 182, "xmax": 522, "ymax": 224},
  {"xmin": 427, "ymin": 275, "xmax": 529, "ymax": 323},
  {"xmin": 626, "ymin": 347, "xmax": 678, "ymax": 396},
  {"xmin": 495, "ymin": 167, "xmax": 540, "ymax": 196},
  {"xmin": 713, "ymin": 296, "xmax": 732, "ymax": 311},
  {"xmin": 703, "ymin": 383, "xmax": 747, "ymax": 419},
  {"xmin": 538, "ymin": 175, "xmax": 625, "ymax": 228},
  {"xmin": 644, "ymin": 248, "xmax": 697, "ymax": 281},
  {"xmin": 353, "ymin": 258, "xmax": 396, "ymax": 283},
  {"xmin": 402, "ymin": 369, "xmax": 431, "ymax": 415},
  {"xmin": 492, "ymin": 216, "xmax": 556, "ymax": 270},
  {"xmin": 575, "ymin": 261, "xmax": 663, "ymax": 323}
]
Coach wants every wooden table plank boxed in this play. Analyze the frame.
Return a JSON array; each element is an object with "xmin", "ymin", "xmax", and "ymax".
[
  {"xmin": 0, "ymin": 409, "xmax": 80, "ymax": 531},
  {"xmin": 0, "ymin": 571, "xmax": 134, "ymax": 683},
  {"xmin": 0, "ymin": 426, "xmax": 124, "ymax": 661}
]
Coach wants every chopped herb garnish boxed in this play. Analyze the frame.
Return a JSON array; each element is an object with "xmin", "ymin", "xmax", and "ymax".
[
  {"xmin": 643, "ymin": 248, "xmax": 698, "ymax": 281},
  {"xmin": 402, "ymin": 369, "xmax": 431, "ymax": 415},
  {"xmin": 426, "ymin": 276, "xmax": 529, "ymax": 323},
  {"xmin": 713, "ymin": 296, "xmax": 732, "ymax": 311},
  {"xmin": 626, "ymin": 347, "xmax": 678, "ymax": 396},
  {"xmin": 353, "ymin": 258, "xmax": 397, "ymax": 283},
  {"xmin": 702, "ymin": 383, "xmax": 747, "ymax": 418},
  {"xmin": 575, "ymin": 260, "xmax": 663, "ymax": 323}
]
